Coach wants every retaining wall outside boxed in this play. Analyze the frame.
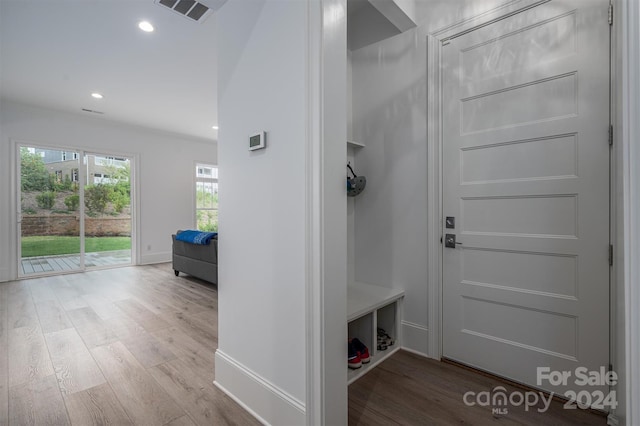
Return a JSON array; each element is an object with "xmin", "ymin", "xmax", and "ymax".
[{"xmin": 21, "ymin": 215, "xmax": 131, "ymax": 237}]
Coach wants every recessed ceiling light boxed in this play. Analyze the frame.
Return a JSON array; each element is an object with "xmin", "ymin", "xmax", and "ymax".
[
  {"xmin": 212, "ymin": 126, "xmax": 219, "ymax": 130},
  {"xmin": 138, "ymin": 21, "xmax": 154, "ymax": 32},
  {"xmin": 91, "ymin": 93, "xmax": 103, "ymax": 99}
]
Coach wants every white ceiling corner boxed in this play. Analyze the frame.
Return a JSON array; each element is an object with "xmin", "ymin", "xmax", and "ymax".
[{"xmin": 0, "ymin": 0, "xmax": 220, "ymax": 142}]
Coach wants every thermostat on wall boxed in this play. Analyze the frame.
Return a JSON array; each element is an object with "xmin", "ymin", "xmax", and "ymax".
[{"xmin": 249, "ymin": 131, "xmax": 266, "ymax": 151}]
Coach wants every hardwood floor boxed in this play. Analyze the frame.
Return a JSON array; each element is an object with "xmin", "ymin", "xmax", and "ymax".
[
  {"xmin": 0, "ymin": 264, "xmax": 258, "ymax": 426},
  {"xmin": 1, "ymin": 264, "xmax": 610, "ymax": 425},
  {"xmin": 0, "ymin": 283, "xmax": 8, "ymax": 426},
  {"xmin": 349, "ymin": 351, "xmax": 608, "ymax": 425}
]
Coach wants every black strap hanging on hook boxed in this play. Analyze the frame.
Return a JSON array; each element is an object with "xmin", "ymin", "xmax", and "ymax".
[
  {"xmin": 347, "ymin": 162, "xmax": 357, "ymax": 178},
  {"xmin": 346, "ymin": 161, "xmax": 366, "ymax": 197}
]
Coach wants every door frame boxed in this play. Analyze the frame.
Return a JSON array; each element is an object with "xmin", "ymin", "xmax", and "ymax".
[
  {"xmin": 83, "ymin": 149, "xmax": 139, "ymax": 272},
  {"xmin": 12, "ymin": 139, "xmax": 139, "ymax": 278},
  {"xmin": 15, "ymin": 140, "xmax": 87, "ymax": 276},
  {"xmin": 614, "ymin": 0, "xmax": 640, "ymax": 423},
  {"xmin": 426, "ymin": 0, "xmax": 622, "ymax": 417}
]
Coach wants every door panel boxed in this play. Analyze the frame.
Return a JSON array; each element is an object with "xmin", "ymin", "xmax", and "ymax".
[
  {"xmin": 83, "ymin": 153, "xmax": 132, "ymax": 269},
  {"xmin": 442, "ymin": 0, "xmax": 610, "ymax": 397},
  {"xmin": 19, "ymin": 146, "xmax": 82, "ymax": 276}
]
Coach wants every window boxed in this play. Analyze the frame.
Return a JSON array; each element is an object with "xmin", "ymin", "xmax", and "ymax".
[
  {"xmin": 71, "ymin": 168, "xmax": 79, "ymax": 182},
  {"xmin": 195, "ymin": 164, "xmax": 218, "ymax": 232},
  {"xmin": 61, "ymin": 151, "xmax": 77, "ymax": 161},
  {"xmin": 197, "ymin": 166, "xmax": 215, "ymax": 178},
  {"xmin": 93, "ymin": 173, "xmax": 114, "ymax": 184},
  {"xmin": 55, "ymin": 170, "xmax": 62, "ymax": 183},
  {"xmin": 95, "ymin": 156, "xmax": 127, "ymax": 168}
]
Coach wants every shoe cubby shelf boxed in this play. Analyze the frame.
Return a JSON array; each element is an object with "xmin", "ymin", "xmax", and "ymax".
[{"xmin": 347, "ymin": 281, "xmax": 404, "ymax": 384}]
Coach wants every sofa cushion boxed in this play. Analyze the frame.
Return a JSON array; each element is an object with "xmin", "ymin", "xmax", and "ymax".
[{"xmin": 172, "ymin": 235, "xmax": 217, "ymax": 263}]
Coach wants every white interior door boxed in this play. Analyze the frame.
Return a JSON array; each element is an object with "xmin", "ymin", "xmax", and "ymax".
[{"xmin": 442, "ymin": 0, "xmax": 610, "ymax": 397}]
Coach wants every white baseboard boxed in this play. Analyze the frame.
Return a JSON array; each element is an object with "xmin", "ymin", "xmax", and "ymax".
[
  {"xmin": 214, "ymin": 350, "xmax": 305, "ymax": 426},
  {"xmin": 0, "ymin": 267, "xmax": 10, "ymax": 283},
  {"xmin": 401, "ymin": 321, "xmax": 429, "ymax": 357},
  {"xmin": 139, "ymin": 251, "xmax": 171, "ymax": 265}
]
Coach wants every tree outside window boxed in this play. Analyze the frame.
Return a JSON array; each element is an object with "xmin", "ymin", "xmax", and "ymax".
[{"xmin": 196, "ymin": 164, "xmax": 218, "ymax": 232}]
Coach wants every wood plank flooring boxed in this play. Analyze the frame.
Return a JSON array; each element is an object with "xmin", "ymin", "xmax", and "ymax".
[
  {"xmin": 1, "ymin": 264, "xmax": 610, "ymax": 425},
  {"xmin": 0, "ymin": 264, "xmax": 258, "ymax": 426},
  {"xmin": 349, "ymin": 350, "xmax": 608, "ymax": 425},
  {"xmin": 0, "ymin": 283, "xmax": 8, "ymax": 426}
]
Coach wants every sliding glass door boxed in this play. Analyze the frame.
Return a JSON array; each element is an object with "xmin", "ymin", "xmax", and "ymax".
[
  {"xmin": 83, "ymin": 153, "xmax": 132, "ymax": 268},
  {"xmin": 18, "ymin": 144, "xmax": 133, "ymax": 277},
  {"xmin": 19, "ymin": 146, "xmax": 82, "ymax": 275}
]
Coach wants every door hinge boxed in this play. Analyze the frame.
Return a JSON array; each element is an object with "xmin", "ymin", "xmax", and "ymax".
[
  {"xmin": 609, "ymin": 124, "xmax": 613, "ymax": 146},
  {"xmin": 609, "ymin": 244, "xmax": 614, "ymax": 266},
  {"xmin": 608, "ymin": 3, "xmax": 613, "ymax": 26}
]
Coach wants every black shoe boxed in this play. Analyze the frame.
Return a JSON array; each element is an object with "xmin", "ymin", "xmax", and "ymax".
[
  {"xmin": 348, "ymin": 340, "xmax": 362, "ymax": 369},
  {"xmin": 351, "ymin": 338, "xmax": 371, "ymax": 363}
]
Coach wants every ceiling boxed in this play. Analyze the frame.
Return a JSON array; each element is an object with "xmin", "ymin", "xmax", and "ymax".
[
  {"xmin": 0, "ymin": 0, "xmax": 222, "ymax": 142},
  {"xmin": 0, "ymin": 0, "xmax": 425, "ymax": 142},
  {"xmin": 347, "ymin": 0, "xmax": 401, "ymax": 50}
]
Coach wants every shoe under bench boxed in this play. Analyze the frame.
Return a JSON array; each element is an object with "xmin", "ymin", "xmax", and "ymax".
[{"xmin": 347, "ymin": 281, "xmax": 404, "ymax": 384}]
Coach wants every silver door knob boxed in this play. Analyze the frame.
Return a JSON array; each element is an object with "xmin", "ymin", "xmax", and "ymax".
[{"xmin": 445, "ymin": 234, "xmax": 463, "ymax": 248}]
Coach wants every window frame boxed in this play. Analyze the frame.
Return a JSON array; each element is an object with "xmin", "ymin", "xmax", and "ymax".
[{"xmin": 194, "ymin": 163, "xmax": 218, "ymax": 232}]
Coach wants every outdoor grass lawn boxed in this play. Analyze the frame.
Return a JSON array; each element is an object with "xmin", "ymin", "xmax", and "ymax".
[{"xmin": 21, "ymin": 236, "xmax": 131, "ymax": 257}]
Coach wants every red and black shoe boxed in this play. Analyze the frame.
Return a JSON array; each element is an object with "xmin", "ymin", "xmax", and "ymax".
[
  {"xmin": 348, "ymin": 340, "xmax": 362, "ymax": 369},
  {"xmin": 351, "ymin": 338, "xmax": 371, "ymax": 364}
]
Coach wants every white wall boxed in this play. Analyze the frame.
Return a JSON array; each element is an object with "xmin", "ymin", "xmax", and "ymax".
[
  {"xmin": 349, "ymin": 0, "xmax": 534, "ymax": 356},
  {"xmin": 351, "ymin": 25, "xmax": 430, "ymax": 353},
  {"xmin": 318, "ymin": 1, "xmax": 349, "ymax": 423},
  {"xmin": 214, "ymin": 0, "xmax": 309, "ymax": 424},
  {"xmin": 0, "ymin": 100, "xmax": 216, "ymax": 282},
  {"xmin": 347, "ymin": 52, "xmax": 356, "ymax": 285},
  {"xmin": 215, "ymin": 0, "xmax": 348, "ymax": 422}
]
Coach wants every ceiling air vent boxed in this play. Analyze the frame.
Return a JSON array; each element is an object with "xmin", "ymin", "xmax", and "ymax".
[{"xmin": 156, "ymin": 0, "xmax": 214, "ymax": 23}]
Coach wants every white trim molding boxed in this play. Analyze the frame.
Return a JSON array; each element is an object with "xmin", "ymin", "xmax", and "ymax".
[
  {"xmin": 426, "ymin": 31, "xmax": 442, "ymax": 361},
  {"xmin": 0, "ymin": 268, "xmax": 9, "ymax": 283},
  {"xmin": 619, "ymin": 0, "xmax": 640, "ymax": 424},
  {"xmin": 139, "ymin": 252, "xmax": 171, "ymax": 265},
  {"xmin": 305, "ymin": 0, "xmax": 325, "ymax": 425},
  {"xmin": 8, "ymin": 139, "xmax": 19, "ymax": 282},
  {"xmin": 305, "ymin": 0, "xmax": 349, "ymax": 424},
  {"xmin": 214, "ymin": 350, "xmax": 306, "ymax": 426},
  {"xmin": 402, "ymin": 321, "xmax": 430, "ymax": 356},
  {"xmin": 131, "ymin": 153, "xmax": 141, "ymax": 266}
]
